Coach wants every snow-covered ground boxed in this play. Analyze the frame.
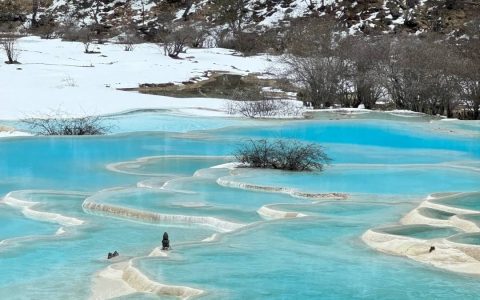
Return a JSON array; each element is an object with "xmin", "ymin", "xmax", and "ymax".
[
  {"xmin": 0, "ymin": 130, "xmax": 32, "ymax": 138},
  {"xmin": 0, "ymin": 36, "xmax": 273, "ymax": 120}
]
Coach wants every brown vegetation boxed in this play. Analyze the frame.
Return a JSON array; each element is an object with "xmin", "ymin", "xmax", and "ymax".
[
  {"xmin": 0, "ymin": 34, "xmax": 20, "ymax": 64},
  {"xmin": 234, "ymin": 139, "xmax": 331, "ymax": 171},
  {"xmin": 282, "ymin": 18, "xmax": 480, "ymax": 119}
]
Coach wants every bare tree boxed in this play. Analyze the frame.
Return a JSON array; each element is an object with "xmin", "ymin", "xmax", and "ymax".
[
  {"xmin": 384, "ymin": 35, "xmax": 462, "ymax": 117},
  {"xmin": 461, "ymin": 71, "xmax": 480, "ymax": 120},
  {"xmin": 161, "ymin": 26, "xmax": 192, "ymax": 58},
  {"xmin": 88, "ymin": 0, "xmax": 102, "ymax": 27},
  {"xmin": 118, "ymin": 2, "xmax": 139, "ymax": 51},
  {"xmin": 76, "ymin": 0, "xmax": 108, "ymax": 44},
  {"xmin": 338, "ymin": 36, "xmax": 389, "ymax": 109},
  {"xmin": 190, "ymin": 24, "xmax": 209, "ymax": 48},
  {"xmin": 282, "ymin": 16, "xmax": 338, "ymax": 57},
  {"xmin": 1, "ymin": 34, "xmax": 20, "ymax": 64},
  {"xmin": 31, "ymin": 0, "xmax": 40, "ymax": 28},
  {"xmin": 0, "ymin": 0, "xmax": 25, "ymax": 32},
  {"xmin": 182, "ymin": 0, "xmax": 194, "ymax": 21},
  {"xmin": 212, "ymin": 0, "xmax": 249, "ymax": 34},
  {"xmin": 281, "ymin": 17, "xmax": 350, "ymax": 108},
  {"xmin": 139, "ymin": 0, "xmax": 148, "ymax": 26},
  {"xmin": 120, "ymin": 29, "xmax": 139, "ymax": 51},
  {"xmin": 226, "ymin": 87, "xmax": 303, "ymax": 118},
  {"xmin": 77, "ymin": 27, "xmax": 96, "ymax": 53},
  {"xmin": 459, "ymin": 29, "xmax": 480, "ymax": 119},
  {"xmin": 285, "ymin": 54, "xmax": 348, "ymax": 108}
]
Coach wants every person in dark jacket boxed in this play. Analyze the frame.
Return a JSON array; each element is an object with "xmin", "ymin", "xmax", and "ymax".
[{"xmin": 162, "ymin": 232, "xmax": 170, "ymax": 250}]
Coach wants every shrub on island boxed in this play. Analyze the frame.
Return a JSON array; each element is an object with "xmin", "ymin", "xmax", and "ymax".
[
  {"xmin": 234, "ymin": 139, "xmax": 331, "ymax": 171},
  {"xmin": 23, "ymin": 114, "xmax": 109, "ymax": 135}
]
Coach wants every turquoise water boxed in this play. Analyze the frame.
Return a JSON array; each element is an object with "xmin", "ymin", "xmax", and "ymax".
[
  {"xmin": 0, "ymin": 204, "xmax": 58, "ymax": 242},
  {"xmin": 139, "ymin": 219, "xmax": 479, "ymax": 300},
  {"xmin": 434, "ymin": 193, "xmax": 480, "ymax": 211},
  {"xmin": 374, "ymin": 225, "xmax": 460, "ymax": 239},
  {"xmin": 226, "ymin": 166, "xmax": 480, "ymax": 196},
  {"xmin": 308, "ymin": 110, "xmax": 439, "ymax": 121},
  {"xmin": 448, "ymin": 233, "xmax": 480, "ymax": 246},
  {"xmin": 2, "ymin": 109, "xmax": 263, "ymax": 135},
  {"xmin": 1, "ymin": 111, "xmax": 480, "ymax": 299},
  {"xmin": 219, "ymin": 120, "xmax": 480, "ymax": 158},
  {"xmin": 109, "ymin": 156, "xmax": 232, "ymax": 177},
  {"xmin": 269, "ymin": 201, "xmax": 405, "ymax": 222},
  {"xmin": 417, "ymin": 207, "xmax": 456, "ymax": 220},
  {"xmin": 458, "ymin": 214, "xmax": 480, "ymax": 227},
  {"xmin": 87, "ymin": 187, "xmax": 263, "ymax": 224},
  {"xmin": 0, "ymin": 190, "xmax": 213, "ymax": 299}
]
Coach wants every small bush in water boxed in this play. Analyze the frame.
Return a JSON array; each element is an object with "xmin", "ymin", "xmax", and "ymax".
[
  {"xmin": 23, "ymin": 115, "xmax": 109, "ymax": 135},
  {"xmin": 234, "ymin": 139, "xmax": 331, "ymax": 171}
]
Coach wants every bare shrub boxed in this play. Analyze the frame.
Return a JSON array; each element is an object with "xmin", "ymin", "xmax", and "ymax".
[
  {"xmin": 460, "ymin": 72, "xmax": 480, "ymax": 120},
  {"xmin": 77, "ymin": 28, "xmax": 95, "ymax": 53},
  {"xmin": 281, "ymin": 18, "xmax": 350, "ymax": 108},
  {"xmin": 0, "ymin": 34, "xmax": 20, "ymax": 64},
  {"xmin": 57, "ymin": 17, "xmax": 82, "ymax": 41},
  {"xmin": 61, "ymin": 75, "xmax": 77, "ymax": 87},
  {"xmin": 384, "ymin": 36, "xmax": 463, "ymax": 117},
  {"xmin": 119, "ymin": 29, "xmax": 139, "ymax": 51},
  {"xmin": 226, "ymin": 87, "xmax": 303, "ymax": 118},
  {"xmin": 118, "ymin": 2, "xmax": 139, "ymax": 51},
  {"xmin": 282, "ymin": 30, "xmax": 471, "ymax": 118},
  {"xmin": 213, "ymin": 28, "xmax": 277, "ymax": 54},
  {"xmin": 282, "ymin": 16, "xmax": 338, "ymax": 57},
  {"xmin": 30, "ymin": 11, "xmax": 58, "ymax": 39},
  {"xmin": 214, "ymin": 30, "xmax": 236, "ymax": 49},
  {"xmin": 161, "ymin": 26, "xmax": 192, "ymax": 58},
  {"xmin": 190, "ymin": 25, "xmax": 209, "ymax": 48},
  {"xmin": 285, "ymin": 54, "xmax": 348, "ymax": 108},
  {"xmin": 212, "ymin": 0, "xmax": 249, "ymax": 33},
  {"xmin": 23, "ymin": 113, "xmax": 109, "ymax": 136},
  {"xmin": 337, "ymin": 36, "xmax": 389, "ymax": 109},
  {"xmin": 458, "ymin": 24, "xmax": 480, "ymax": 119},
  {"xmin": 231, "ymin": 31, "xmax": 266, "ymax": 55},
  {"xmin": 234, "ymin": 139, "xmax": 331, "ymax": 171}
]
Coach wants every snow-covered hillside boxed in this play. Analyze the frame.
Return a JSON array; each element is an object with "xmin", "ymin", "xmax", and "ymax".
[
  {"xmin": 26, "ymin": 0, "xmax": 480, "ymax": 36},
  {"xmin": 0, "ymin": 36, "xmax": 273, "ymax": 119}
]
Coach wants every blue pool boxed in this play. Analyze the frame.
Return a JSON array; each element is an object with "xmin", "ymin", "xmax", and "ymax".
[{"xmin": 0, "ymin": 110, "xmax": 479, "ymax": 299}]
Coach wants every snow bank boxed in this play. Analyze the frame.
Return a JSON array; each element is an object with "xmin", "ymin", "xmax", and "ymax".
[
  {"xmin": 0, "ymin": 36, "xmax": 272, "ymax": 120},
  {"xmin": 0, "ymin": 131, "xmax": 32, "ymax": 138}
]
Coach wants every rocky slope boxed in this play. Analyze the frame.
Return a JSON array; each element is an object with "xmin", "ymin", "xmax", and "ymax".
[{"xmin": 1, "ymin": 0, "xmax": 478, "ymax": 37}]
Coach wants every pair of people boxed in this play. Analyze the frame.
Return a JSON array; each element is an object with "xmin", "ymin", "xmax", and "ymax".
[
  {"xmin": 106, "ymin": 232, "xmax": 170, "ymax": 260},
  {"xmin": 107, "ymin": 251, "xmax": 119, "ymax": 259}
]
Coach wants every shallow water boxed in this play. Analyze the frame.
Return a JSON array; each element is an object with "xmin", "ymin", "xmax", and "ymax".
[
  {"xmin": 417, "ymin": 207, "xmax": 456, "ymax": 220},
  {"xmin": 0, "ymin": 204, "xmax": 57, "ymax": 242},
  {"xmin": 0, "ymin": 110, "xmax": 479, "ymax": 299},
  {"xmin": 139, "ymin": 219, "xmax": 480, "ymax": 300},
  {"xmin": 375, "ymin": 224, "xmax": 460, "ymax": 239},
  {"xmin": 434, "ymin": 193, "xmax": 480, "ymax": 211},
  {"xmin": 449, "ymin": 233, "xmax": 480, "ymax": 246},
  {"xmin": 225, "ymin": 166, "xmax": 480, "ymax": 196}
]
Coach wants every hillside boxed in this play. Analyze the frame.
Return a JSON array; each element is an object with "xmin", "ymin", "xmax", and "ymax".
[
  {"xmin": 0, "ymin": 0, "xmax": 479, "ymax": 120},
  {"xmin": 1, "ymin": 0, "xmax": 479, "ymax": 37}
]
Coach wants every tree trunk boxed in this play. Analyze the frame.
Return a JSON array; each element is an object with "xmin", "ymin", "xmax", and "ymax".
[
  {"xmin": 182, "ymin": 0, "xmax": 193, "ymax": 21},
  {"xmin": 31, "ymin": 0, "xmax": 39, "ymax": 28},
  {"xmin": 474, "ymin": 96, "xmax": 480, "ymax": 120}
]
